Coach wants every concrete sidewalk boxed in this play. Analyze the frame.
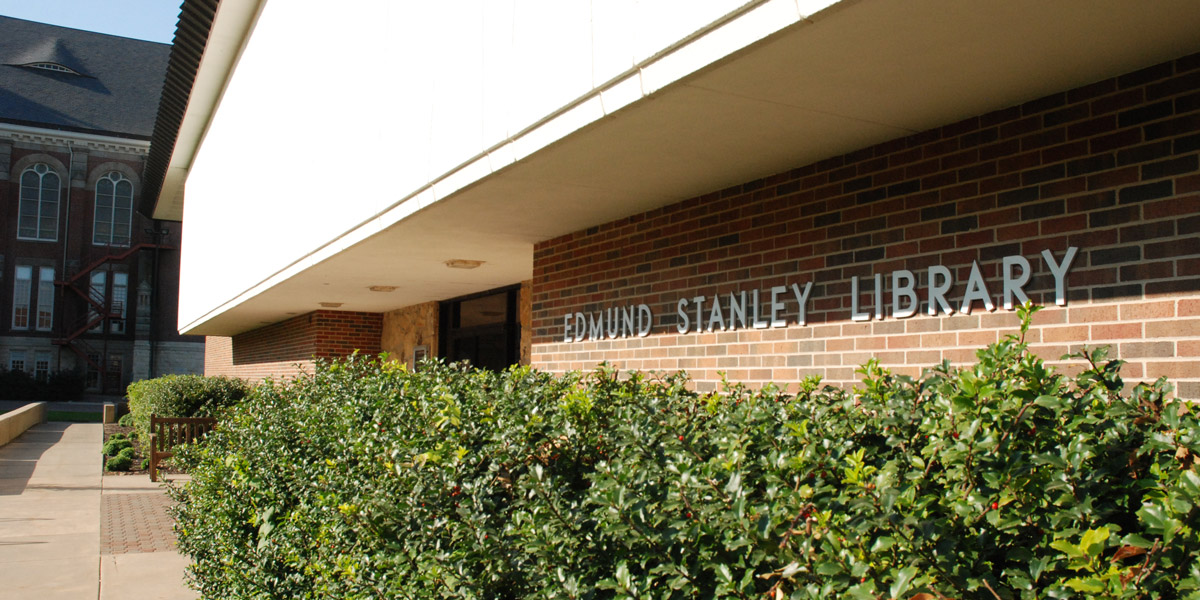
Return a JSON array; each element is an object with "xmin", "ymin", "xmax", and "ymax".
[{"xmin": 0, "ymin": 422, "xmax": 196, "ymax": 599}]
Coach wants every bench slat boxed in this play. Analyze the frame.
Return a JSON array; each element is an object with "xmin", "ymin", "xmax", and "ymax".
[{"xmin": 149, "ymin": 414, "xmax": 217, "ymax": 482}]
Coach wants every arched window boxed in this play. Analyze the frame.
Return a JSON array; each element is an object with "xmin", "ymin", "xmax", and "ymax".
[
  {"xmin": 18, "ymin": 163, "xmax": 60, "ymax": 241},
  {"xmin": 94, "ymin": 172, "xmax": 133, "ymax": 246}
]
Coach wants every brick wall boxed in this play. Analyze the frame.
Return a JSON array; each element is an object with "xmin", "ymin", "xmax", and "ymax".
[
  {"xmin": 205, "ymin": 336, "xmax": 309, "ymax": 383},
  {"xmin": 314, "ymin": 311, "xmax": 383, "ymax": 358},
  {"xmin": 531, "ymin": 53, "xmax": 1200, "ymax": 398},
  {"xmin": 206, "ymin": 310, "xmax": 382, "ymax": 382}
]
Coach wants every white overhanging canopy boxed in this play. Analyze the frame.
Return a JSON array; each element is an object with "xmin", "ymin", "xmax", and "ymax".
[{"xmin": 153, "ymin": 0, "xmax": 1200, "ymax": 335}]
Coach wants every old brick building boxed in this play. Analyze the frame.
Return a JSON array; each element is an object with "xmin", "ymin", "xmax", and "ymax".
[
  {"xmin": 1, "ymin": 16, "xmax": 203, "ymax": 395},
  {"xmin": 146, "ymin": 1, "xmax": 1200, "ymax": 397}
]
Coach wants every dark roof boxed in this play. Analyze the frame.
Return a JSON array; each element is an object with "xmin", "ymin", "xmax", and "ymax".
[
  {"xmin": 0, "ymin": 15, "xmax": 172, "ymax": 139},
  {"xmin": 141, "ymin": 0, "xmax": 219, "ymax": 218}
]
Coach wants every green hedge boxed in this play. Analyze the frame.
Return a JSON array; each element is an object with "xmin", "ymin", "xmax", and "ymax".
[
  {"xmin": 126, "ymin": 374, "xmax": 249, "ymax": 441},
  {"xmin": 172, "ymin": 309, "xmax": 1200, "ymax": 599}
]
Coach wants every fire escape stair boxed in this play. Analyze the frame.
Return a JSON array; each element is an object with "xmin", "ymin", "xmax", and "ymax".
[{"xmin": 52, "ymin": 244, "xmax": 172, "ymax": 372}]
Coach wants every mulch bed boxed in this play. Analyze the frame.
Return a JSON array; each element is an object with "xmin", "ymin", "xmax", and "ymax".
[
  {"xmin": 103, "ymin": 416, "xmax": 197, "ymax": 478},
  {"xmin": 102, "ymin": 422, "xmax": 183, "ymax": 477}
]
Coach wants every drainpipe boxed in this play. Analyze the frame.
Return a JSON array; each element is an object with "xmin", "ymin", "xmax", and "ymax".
[
  {"xmin": 102, "ymin": 261, "xmax": 111, "ymax": 395},
  {"xmin": 58, "ymin": 142, "xmax": 74, "ymax": 373},
  {"xmin": 148, "ymin": 222, "xmax": 164, "ymax": 379}
]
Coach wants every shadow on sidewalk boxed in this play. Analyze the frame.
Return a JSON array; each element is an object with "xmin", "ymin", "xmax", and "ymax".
[{"xmin": 0, "ymin": 423, "xmax": 69, "ymax": 496}]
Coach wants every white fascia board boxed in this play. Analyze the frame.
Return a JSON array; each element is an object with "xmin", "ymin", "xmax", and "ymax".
[
  {"xmin": 155, "ymin": 0, "xmax": 266, "ymax": 221},
  {"xmin": 642, "ymin": 0, "xmax": 807, "ymax": 95}
]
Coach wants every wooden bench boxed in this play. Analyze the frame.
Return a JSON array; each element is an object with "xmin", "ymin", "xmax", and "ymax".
[{"xmin": 148, "ymin": 415, "xmax": 217, "ymax": 482}]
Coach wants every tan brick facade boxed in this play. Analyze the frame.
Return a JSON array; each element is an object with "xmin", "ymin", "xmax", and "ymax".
[
  {"xmin": 381, "ymin": 302, "xmax": 438, "ymax": 368},
  {"xmin": 530, "ymin": 54, "xmax": 1200, "ymax": 398},
  {"xmin": 520, "ymin": 280, "xmax": 533, "ymax": 365}
]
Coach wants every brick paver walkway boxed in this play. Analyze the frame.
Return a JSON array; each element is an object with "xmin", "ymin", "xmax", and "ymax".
[
  {"xmin": 101, "ymin": 490, "xmax": 178, "ymax": 554},
  {"xmin": 1, "ymin": 419, "xmax": 195, "ymax": 599}
]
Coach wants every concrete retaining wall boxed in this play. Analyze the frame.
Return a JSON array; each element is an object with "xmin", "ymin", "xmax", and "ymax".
[{"xmin": 0, "ymin": 403, "xmax": 47, "ymax": 447}]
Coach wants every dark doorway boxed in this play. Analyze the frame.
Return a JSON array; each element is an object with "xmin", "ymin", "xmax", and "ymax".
[
  {"xmin": 439, "ymin": 286, "xmax": 519, "ymax": 371},
  {"xmin": 104, "ymin": 354, "xmax": 123, "ymax": 394}
]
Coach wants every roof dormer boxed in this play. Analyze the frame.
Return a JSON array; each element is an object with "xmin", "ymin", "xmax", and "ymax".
[
  {"xmin": 21, "ymin": 61, "xmax": 82, "ymax": 75},
  {"xmin": 8, "ymin": 38, "xmax": 90, "ymax": 77}
]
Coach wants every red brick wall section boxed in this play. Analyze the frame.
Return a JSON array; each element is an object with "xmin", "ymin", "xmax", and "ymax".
[
  {"xmin": 312, "ymin": 311, "xmax": 383, "ymax": 359},
  {"xmin": 205, "ymin": 336, "xmax": 313, "ymax": 383},
  {"xmin": 205, "ymin": 310, "xmax": 382, "ymax": 383},
  {"xmin": 531, "ymin": 53, "xmax": 1200, "ymax": 399},
  {"xmin": 230, "ymin": 313, "xmax": 319, "ymax": 365}
]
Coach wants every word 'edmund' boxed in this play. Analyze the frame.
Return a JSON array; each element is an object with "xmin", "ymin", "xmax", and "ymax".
[{"xmin": 562, "ymin": 247, "xmax": 1077, "ymax": 342}]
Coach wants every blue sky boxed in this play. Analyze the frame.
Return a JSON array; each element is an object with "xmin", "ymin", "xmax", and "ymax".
[{"xmin": 0, "ymin": 0, "xmax": 182, "ymax": 44}]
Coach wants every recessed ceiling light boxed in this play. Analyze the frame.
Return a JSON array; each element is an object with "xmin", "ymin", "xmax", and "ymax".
[
  {"xmin": 445, "ymin": 259, "xmax": 484, "ymax": 269},
  {"xmin": 368, "ymin": 285, "xmax": 397, "ymax": 292},
  {"xmin": 319, "ymin": 302, "xmax": 343, "ymax": 308}
]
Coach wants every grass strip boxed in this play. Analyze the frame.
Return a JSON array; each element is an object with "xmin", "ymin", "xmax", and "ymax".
[{"xmin": 47, "ymin": 410, "xmax": 103, "ymax": 423}]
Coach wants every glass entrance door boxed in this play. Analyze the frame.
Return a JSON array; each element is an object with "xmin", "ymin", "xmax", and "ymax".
[{"xmin": 440, "ymin": 287, "xmax": 519, "ymax": 371}]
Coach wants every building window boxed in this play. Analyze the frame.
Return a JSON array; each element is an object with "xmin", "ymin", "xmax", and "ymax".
[
  {"xmin": 18, "ymin": 163, "xmax": 60, "ymax": 241},
  {"xmin": 37, "ymin": 267, "xmax": 54, "ymax": 331},
  {"xmin": 22, "ymin": 62, "xmax": 81, "ymax": 75},
  {"xmin": 12, "ymin": 266, "xmax": 32, "ymax": 329},
  {"xmin": 85, "ymin": 353, "xmax": 101, "ymax": 389},
  {"xmin": 34, "ymin": 351, "xmax": 51, "ymax": 382},
  {"xmin": 111, "ymin": 272, "xmax": 128, "ymax": 334},
  {"xmin": 10, "ymin": 350, "xmax": 26, "ymax": 372},
  {"xmin": 105, "ymin": 354, "xmax": 123, "ymax": 392},
  {"xmin": 88, "ymin": 271, "xmax": 106, "ymax": 332},
  {"xmin": 94, "ymin": 172, "xmax": 133, "ymax": 246}
]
